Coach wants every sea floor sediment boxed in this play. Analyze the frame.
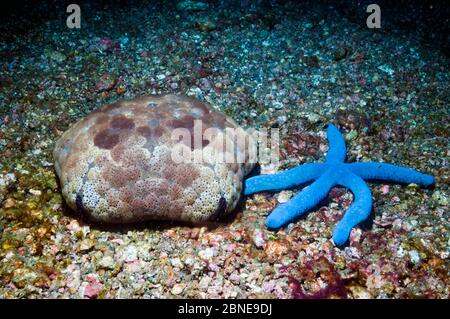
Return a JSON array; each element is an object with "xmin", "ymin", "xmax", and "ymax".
[{"xmin": 0, "ymin": 1, "xmax": 448, "ymax": 298}]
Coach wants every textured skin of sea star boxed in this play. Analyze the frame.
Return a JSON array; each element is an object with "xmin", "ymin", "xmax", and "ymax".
[{"xmin": 244, "ymin": 124, "xmax": 434, "ymax": 246}]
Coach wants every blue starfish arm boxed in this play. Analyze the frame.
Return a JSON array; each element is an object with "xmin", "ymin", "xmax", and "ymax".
[
  {"xmin": 347, "ymin": 162, "xmax": 434, "ymax": 187},
  {"xmin": 243, "ymin": 163, "xmax": 325, "ymax": 195},
  {"xmin": 265, "ymin": 169, "xmax": 337, "ymax": 228},
  {"xmin": 325, "ymin": 124, "xmax": 346, "ymax": 163},
  {"xmin": 332, "ymin": 172, "xmax": 373, "ymax": 246}
]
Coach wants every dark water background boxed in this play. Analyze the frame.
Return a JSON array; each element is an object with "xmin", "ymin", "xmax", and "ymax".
[{"xmin": 1, "ymin": 0, "xmax": 449, "ymax": 54}]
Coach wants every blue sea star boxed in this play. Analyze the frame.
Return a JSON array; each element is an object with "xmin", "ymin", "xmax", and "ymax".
[{"xmin": 244, "ymin": 124, "xmax": 434, "ymax": 246}]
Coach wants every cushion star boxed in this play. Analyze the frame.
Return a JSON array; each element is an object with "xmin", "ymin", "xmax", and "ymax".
[{"xmin": 244, "ymin": 124, "xmax": 434, "ymax": 246}]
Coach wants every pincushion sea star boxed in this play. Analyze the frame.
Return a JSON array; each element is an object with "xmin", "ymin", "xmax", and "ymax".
[
  {"xmin": 53, "ymin": 95, "xmax": 256, "ymax": 223},
  {"xmin": 244, "ymin": 124, "xmax": 434, "ymax": 246}
]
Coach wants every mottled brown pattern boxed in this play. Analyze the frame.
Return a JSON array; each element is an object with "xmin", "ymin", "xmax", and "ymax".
[
  {"xmin": 53, "ymin": 94, "xmax": 256, "ymax": 223},
  {"xmin": 95, "ymin": 114, "xmax": 109, "ymax": 125},
  {"xmin": 94, "ymin": 129, "xmax": 120, "ymax": 150},
  {"xmin": 136, "ymin": 125, "xmax": 165, "ymax": 140},
  {"xmin": 110, "ymin": 115, "xmax": 135, "ymax": 130}
]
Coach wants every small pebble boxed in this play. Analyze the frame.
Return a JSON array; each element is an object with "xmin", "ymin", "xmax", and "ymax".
[{"xmin": 171, "ymin": 283, "xmax": 185, "ymax": 295}]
